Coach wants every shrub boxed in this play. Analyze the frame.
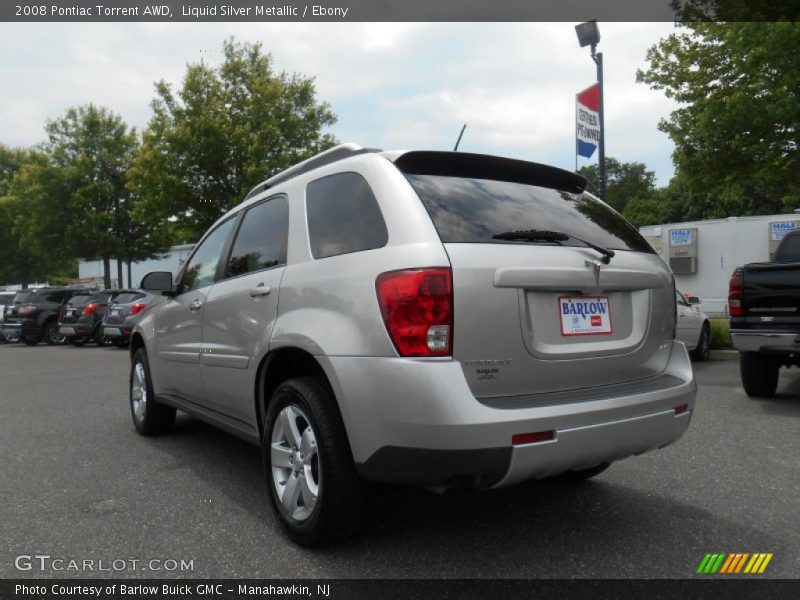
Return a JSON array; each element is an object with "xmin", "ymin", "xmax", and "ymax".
[{"xmin": 709, "ymin": 318, "xmax": 731, "ymax": 349}]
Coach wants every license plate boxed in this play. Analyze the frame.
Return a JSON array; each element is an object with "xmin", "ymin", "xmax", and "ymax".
[
  {"xmin": 104, "ymin": 328, "xmax": 122, "ymax": 336},
  {"xmin": 66, "ymin": 310, "xmax": 74, "ymax": 317},
  {"xmin": 110, "ymin": 309, "xmax": 119, "ymax": 317},
  {"xmin": 559, "ymin": 296, "xmax": 612, "ymax": 336},
  {"xmin": 60, "ymin": 327, "xmax": 76, "ymax": 335}
]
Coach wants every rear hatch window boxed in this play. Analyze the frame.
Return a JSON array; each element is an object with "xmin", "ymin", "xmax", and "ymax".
[
  {"xmin": 12, "ymin": 291, "xmax": 36, "ymax": 303},
  {"xmin": 68, "ymin": 294, "xmax": 95, "ymax": 307},
  {"xmin": 112, "ymin": 292, "xmax": 145, "ymax": 304},
  {"xmin": 405, "ymin": 174, "xmax": 653, "ymax": 253}
]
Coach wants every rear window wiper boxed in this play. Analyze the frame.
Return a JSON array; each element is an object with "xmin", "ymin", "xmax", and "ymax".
[{"xmin": 491, "ymin": 229, "xmax": 615, "ymax": 263}]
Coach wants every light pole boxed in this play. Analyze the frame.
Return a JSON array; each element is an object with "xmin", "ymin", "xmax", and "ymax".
[{"xmin": 575, "ymin": 20, "xmax": 605, "ymax": 203}]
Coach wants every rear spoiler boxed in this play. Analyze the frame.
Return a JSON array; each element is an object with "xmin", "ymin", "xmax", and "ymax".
[{"xmin": 390, "ymin": 151, "xmax": 586, "ymax": 193}]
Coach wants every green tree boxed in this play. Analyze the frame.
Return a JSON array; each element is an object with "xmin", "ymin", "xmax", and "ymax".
[
  {"xmin": 43, "ymin": 104, "xmax": 161, "ymax": 288},
  {"xmin": 0, "ymin": 146, "xmax": 76, "ymax": 287},
  {"xmin": 637, "ymin": 21, "xmax": 800, "ymax": 218},
  {"xmin": 130, "ymin": 38, "xmax": 338, "ymax": 242},
  {"xmin": 578, "ymin": 157, "xmax": 659, "ymax": 214}
]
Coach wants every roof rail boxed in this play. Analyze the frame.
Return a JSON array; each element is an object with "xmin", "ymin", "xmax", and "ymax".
[{"xmin": 244, "ymin": 143, "xmax": 382, "ymax": 200}]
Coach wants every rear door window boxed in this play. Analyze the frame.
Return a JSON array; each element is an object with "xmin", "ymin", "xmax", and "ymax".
[
  {"xmin": 406, "ymin": 175, "xmax": 653, "ymax": 253},
  {"xmin": 225, "ymin": 196, "xmax": 289, "ymax": 278},
  {"xmin": 306, "ymin": 172, "xmax": 388, "ymax": 259}
]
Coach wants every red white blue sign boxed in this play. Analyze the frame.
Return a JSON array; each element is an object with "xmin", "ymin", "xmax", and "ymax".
[{"xmin": 576, "ymin": 83, "xmax": 600, "ymax": 159}]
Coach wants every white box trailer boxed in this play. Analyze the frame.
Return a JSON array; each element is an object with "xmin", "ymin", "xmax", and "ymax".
[
  {"xmin": 77, "ymin": 244, "xmax": 195, "ymax": 289},
  {"xmin": 640, "ymin": 214, "xmax": 800, "ymax": 316}
]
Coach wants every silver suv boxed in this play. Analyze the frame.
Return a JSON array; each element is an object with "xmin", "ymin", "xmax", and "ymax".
[{"xmin": 131, "ymin": 144, "xmax": 696, "ymax": 546}]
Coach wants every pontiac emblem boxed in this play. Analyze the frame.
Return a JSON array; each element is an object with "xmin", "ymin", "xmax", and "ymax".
[{"xmin": 585, "ymin": 259, "xmax": 602, "ymax": 288}]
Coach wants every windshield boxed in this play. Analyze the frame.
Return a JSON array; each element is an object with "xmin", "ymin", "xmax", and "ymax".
[{"xmin": 406, "ymin": 175, "xmax": 653, "ymax": 253}]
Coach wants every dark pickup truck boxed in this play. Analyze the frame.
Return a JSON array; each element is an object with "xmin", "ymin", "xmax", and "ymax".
[{"xmin": 730, "ymin": 229, "xmax": 800, "ymax": 396}]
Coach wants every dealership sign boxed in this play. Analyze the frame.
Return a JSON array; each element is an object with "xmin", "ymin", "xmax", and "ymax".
[
  {"xmin": 670, "ymin": 228, "xmax": 694, "ymax": 246},
  {"xmin": 771, "ymin": 221, "xmax": 797, "ymax": 241},
  {"xmin": 576, "ymin": 83, "xmax": 600, "ymax": 159}
]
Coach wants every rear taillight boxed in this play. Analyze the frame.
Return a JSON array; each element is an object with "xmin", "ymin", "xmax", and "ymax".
[
  {"xmin": 129, "ymin": 303, "xmax": 147, "ymax": 316},
  {"xmin": 728, "ymin": 270, "xmax": 744, "ymax": 317},
  {"xmin": 376, "ymin": 268, "xmax": 453, "ymax": 357},
  {"xmin": 18, "ymin": 304, "xmax": 37, "ymax": 316},
  {"xmin": 82, "ymin": 303, "xmax": 99, "ymax": 316}
]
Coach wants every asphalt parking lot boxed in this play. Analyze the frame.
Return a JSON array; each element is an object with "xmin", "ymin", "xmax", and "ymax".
[{"xmin": 1, "ymin": 344, "xmax": 798, "ymax": 579}]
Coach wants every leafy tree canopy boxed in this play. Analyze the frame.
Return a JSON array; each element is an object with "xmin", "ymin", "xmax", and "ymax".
[
  {"xmin": 637, "ymin": 21, "xmax": 800, "ymax": 218},
  {"xmin": 130, "ymin": 38, "xmax": 338, "ymax": 241},
  {"xmin": 578, "ymin": 157, "xmax": 658, "ymax": 215}
]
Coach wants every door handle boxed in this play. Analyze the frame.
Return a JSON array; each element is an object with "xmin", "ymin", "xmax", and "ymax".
[
  {"xmin": 189, "ymin": 299, "xmax": 203, "ymax": 311},
  {"xmin": 250, "ymin": 285, "xmax": 272, "ymax": 298}
]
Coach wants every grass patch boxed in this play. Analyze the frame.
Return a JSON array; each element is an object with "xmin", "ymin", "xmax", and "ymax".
[{"xmin": 709, "ymin": 318, "xmax": 731, "ymax": 349}]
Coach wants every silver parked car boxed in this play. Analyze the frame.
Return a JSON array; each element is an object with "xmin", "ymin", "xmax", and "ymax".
[
  {"xmin": 130, "ymin": 144, "xmax": 696, "ymax": 546},
  {"xmin": 675, "ymin": 291, "xmax": 711, "ymax": 361}
]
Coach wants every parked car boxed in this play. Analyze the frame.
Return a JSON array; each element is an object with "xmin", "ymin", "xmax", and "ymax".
[
  {"xmin": 730, "ymin": 229, "xmax": 800, "ymax": 396},
  {"xmin": 128, "ymin": 144, "xmax": 696, "ymax": 546},
  {"xmin": 0, "ymin": 292, "xmax": 16, "ymax": 343},
  {"xmin": 58, "ymin": 290, "xmax": 122, "ymax": 346},
  {"xmin": 101, "ymin": 290, "xmax": 157, "ymax": 347},
  {"xmin": 1, "ymin": 287, "xmax": 93, "ymax": 345},
  {"xmin": 675, "ymin": 290, "xmax": 711, "ymax": 361}
]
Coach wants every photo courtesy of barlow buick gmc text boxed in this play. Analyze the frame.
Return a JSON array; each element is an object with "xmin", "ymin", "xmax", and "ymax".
[{"xmin": 0, "ymin": 2, "xmax": 798, "ymax": 599}]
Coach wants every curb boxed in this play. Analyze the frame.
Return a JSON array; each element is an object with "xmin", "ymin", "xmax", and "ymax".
[{"xmin": 710, "ymin": 349, "xmax": 738, "ymax": 361}]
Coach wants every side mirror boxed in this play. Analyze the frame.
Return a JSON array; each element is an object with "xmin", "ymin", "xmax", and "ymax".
[
  {"xmin": 688, "ymin": 296, "xmax": 701, "ymax": 305},
  {"xmin": 140, "ymin": 271, "xmax": 175, "ymax": 296}
]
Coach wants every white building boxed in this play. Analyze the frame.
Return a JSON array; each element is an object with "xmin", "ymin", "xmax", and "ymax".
[
  {"xmin": 78, "ymin": 244, "xmax": 194, "ymax": 289},
  {"xmin": 640, "ymin": 214, "xmax": 799, "ymax": 316}
]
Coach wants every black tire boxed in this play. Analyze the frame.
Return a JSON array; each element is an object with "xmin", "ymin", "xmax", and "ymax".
[
  {"xmin": 263, "ymin": 376, "xmax": 365, "ymax": 547},
  {"xmin": 691, "ymin": 322, "xmax": 711, "ymax": 361},
  {"xmin": 44, "ymin": 321, "xmax": 67, "ymax": 346},
  {"xmin": 740, "ymin": 352, "xmax": 779, "ymax": 398},
  {"xmin": 130, "ymin": 348, "xmax": 176, "ymax": 435},
  {"xmin": 554, "ymin": 462, "xmax": 611, "ymax": 482},
  {"xmin": 95, "ymin": 326, "xmax": 113, "ymax": 347},
  {"xmin": 72, "ymin": 336, "xmax": 87, "ymax": 347},
  {"xmin": 23, "ymin": 337, "xmax": 39, "ymax": 346}
]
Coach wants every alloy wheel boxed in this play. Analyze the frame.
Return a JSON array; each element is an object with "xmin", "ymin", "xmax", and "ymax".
[
  {"xmin": 270, "ymin": 405, "xmax": 320, "ymax": 522},
  {"xmin": 131, "ymin": 361, "xmax": 148, "ymax": 423}
]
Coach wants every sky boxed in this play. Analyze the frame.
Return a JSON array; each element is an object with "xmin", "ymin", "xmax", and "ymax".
[{"xmin": 0, "ymin": 22, "xmax": 681, "ymax": 185}]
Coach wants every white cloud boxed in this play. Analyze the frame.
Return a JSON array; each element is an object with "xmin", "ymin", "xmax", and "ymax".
[{"xmin": 0, "ymin": 21, "xmax": 680, "ymax": 184}]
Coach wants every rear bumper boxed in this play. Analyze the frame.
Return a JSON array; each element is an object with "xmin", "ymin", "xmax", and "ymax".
[
  {"xmin": 102, "ymin": 324, "xmax": 132, "ymax": 338},
  {"xmin": 58, "ymin": 322, "xmax": 91, "ymax": 336},
  {"xmin": 2, "ymin": 320, "xmax": 39, "ymax": 339},
  {"xmin": 0, "ymin": 323, "xmax": 22, "ymax": 340},
  {"xmin": 322, "ymin": 340, "xmax": 695, "ymax": 488},
  {"xmin": 731, "ymin": 330, "xmax": 800, "ymax": 353}
]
